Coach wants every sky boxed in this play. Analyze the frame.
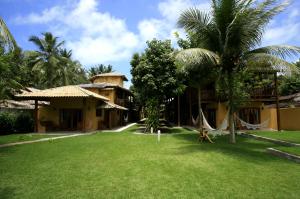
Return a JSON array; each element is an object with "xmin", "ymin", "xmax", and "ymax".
[{"xmin": 1, "ymin": 0, "xmax": 300, "ymax": 88}]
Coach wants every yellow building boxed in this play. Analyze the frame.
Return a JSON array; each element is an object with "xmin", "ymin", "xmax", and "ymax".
[
  {"xmin": 16, "ymin": 73, "xmax": 132, "ymax": 132},
  {"xmin": 166, "ymin": 85, "xmax": 280, "ymax": 131}
]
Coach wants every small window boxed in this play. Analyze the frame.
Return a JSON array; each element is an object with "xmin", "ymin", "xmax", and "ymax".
[{"xmin": 96, "ymin": 109, "xmax": 102, "ymax": 117}]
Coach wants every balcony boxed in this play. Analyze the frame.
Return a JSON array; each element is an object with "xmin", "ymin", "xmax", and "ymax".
[
  {"xmin": 249, "ymin": 86, "xmax": 276, "ymax": 99},
  {"xmin": 115, "ymin": 98, "xmax": 130, "ymax": 107},
  {"xmin": 199, "ymin": 85, "xmax": 276, "ymax": 102}
]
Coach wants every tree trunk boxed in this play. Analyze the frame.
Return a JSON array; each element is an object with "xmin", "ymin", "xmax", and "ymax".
[
  {"xmin": 198, "ymin": 87, "xmax": 203, "ymax": 133},
  {"xmin": 228, "ymin": 73, "xmax": 236, "ymax": 143}
]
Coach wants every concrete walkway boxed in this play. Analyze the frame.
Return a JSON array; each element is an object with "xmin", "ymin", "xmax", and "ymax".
[
  {"xmin": 0, "ymin": 133, "xmax": 92, "ymax": 148},
  {"xmin": 99, "ymin": 123, "xmax": 137, "ymax": 132},
  {"xmin": 0, "ymin": 123, "xmax": 137, "ymax": 148}
]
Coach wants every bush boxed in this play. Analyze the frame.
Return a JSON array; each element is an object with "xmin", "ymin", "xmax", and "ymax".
[
  {"xmin": 0, "ymin": 111, "xmax": 34, "ymax": 135},
  {"xmin": 0, "ymin": 112, "xmax": 16, "ymax": 134},
  {"xmin": 14, "ymin": 112, "xmax": 34, "ymax": 133}
]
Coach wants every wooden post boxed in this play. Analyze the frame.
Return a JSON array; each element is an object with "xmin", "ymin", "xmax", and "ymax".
[
  {"xmin": 177, "ymin": 95, "xmax": 180, "ymax": 126},
  {"xmin": 274, "ymin": 72, "xmax": 281, "ymax": 131},
  {"xmin": 82, "ymin": 98, "xmax": 86, "ymax": 132},
  {"xmin": 34, "ymin": 100, "xmax": 38, "ymax": 133},
  {"xmin": 189, "ymin": 88, "xmax": 192, "ymax": 126}
]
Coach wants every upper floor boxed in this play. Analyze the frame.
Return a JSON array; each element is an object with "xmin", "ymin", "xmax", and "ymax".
[{"xmin": 80, "ymin": 72, "xmax": 132, "ymax": 108}]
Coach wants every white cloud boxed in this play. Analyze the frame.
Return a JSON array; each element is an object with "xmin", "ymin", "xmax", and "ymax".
[
  {"xmin": 15, "ymin": 0, "xmax": 139, "ymax": 66},
  {"xmin": 15, "ymin": 6, "xmax": 64, "ymax": 24},
  {"xmin": 138, "ymin": 0, "xmax": 210, "ymax": 45},
  {"xmin": 263, "ymin": 8, "xmax": 300, "ymax": 46}
]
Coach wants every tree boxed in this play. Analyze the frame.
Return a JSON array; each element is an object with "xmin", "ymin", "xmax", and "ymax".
[
  {"xmin": 177, "ymin": 0, "xmax": 300, "ymax": 143},
  {"xmin": 28, "ymin": 32, "xmax": 87, "ymax": 88},
  {"xmin": 176, "ymin": 32, "xmax": 218, "ymax": 133},
  {"xmin": 279, "ymin": 60, "xmax": 300, "ymax": 95},
  {"xmin": 0, "ymin": 18, "xmax": 22, "ymax": 101},
  {"xmin": 88, "ymin": 64, "xmax": 114, "ymax": 78},
  {"xmin": 57, "ymin": 49, "xmax": 88, "ymax": 86},
  {"xmin": 131, "ymin": 39, "xmax": 184, "ymax": 132},
  {"xmin": 0, "ymin": 17, "xmax": 18, "ymax": 51},
  {"xmin": 29, "ymin": 32, "xmax": 64, "ymax": 88}
]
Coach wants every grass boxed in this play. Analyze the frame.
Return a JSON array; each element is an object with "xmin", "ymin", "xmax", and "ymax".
[
  {"xmin": 248, "ymin": 131, "xmax": 300, "ymax": 143},
  {"xmin": 0, "ymin": 134, "xmax": 62, "ymax": 145},
  {"xmin": 0, "ymin": 125, "xmax": 300, "ymax": 198}
]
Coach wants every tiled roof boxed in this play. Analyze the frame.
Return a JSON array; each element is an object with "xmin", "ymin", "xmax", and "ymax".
[
  {"xmin": 97, "ymin": 101, "xmax": 128, "ymax": 110},
  {"xmin": 15, "ymin": 85, "xmax": 109, "ymax": 101},
  {"xmin": 79, "ymin": 83, "xmax": 132, "ymax": 94},
  {"xmin": 89, "ymin": 72, "xmax": 128, "ymax": 81}
]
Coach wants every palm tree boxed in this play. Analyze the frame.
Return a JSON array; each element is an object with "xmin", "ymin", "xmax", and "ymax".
[
  {"xmin": 177, "ymin": 0, "xmax": 300, "ymax": 143},
  {"xmin": 29, "ymin": 32, "xmax": 64, "ymax": 88},
  {"xmin": 88, "ymin": 64, "xmax": 114, "ymax": 78},
  {"xmin": 0, "ymin": 17, "xmax": 18, "ymax": 51},
  {"xmin": 58, "ymin": 48, "xmax": 88, "ymax": 86},
  {"xmin": 176, "ymin": 32, "xmax": 217, "ymax": 133}
]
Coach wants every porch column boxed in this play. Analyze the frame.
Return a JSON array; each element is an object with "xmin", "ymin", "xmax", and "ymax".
[
  {"xmin": 82, "ymin": 98, "xmax": 86, "ymax": 132},
  {"xmin": 189, "ymin": 88, "xmax": 192, "ymax": 126},
  {"xmin": 274, "ymin": 72, "xmax": 281, "ymax": 131},
  {"xmin": 177, "ymin": 95, "xmax": 180, "ymax": 126},
  {"xmin": 34, "ymin": 100, "xmax": 38, "ymax": 132}
]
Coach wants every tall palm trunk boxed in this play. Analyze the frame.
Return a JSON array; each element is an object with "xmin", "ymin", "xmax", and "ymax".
[
  {"xmin": 228, "ymin": 73, "xmax": 236, "ymax": 143},
  {"xmin": 198, "ymin": 87, "xmax": 203, "ymax": 133}
]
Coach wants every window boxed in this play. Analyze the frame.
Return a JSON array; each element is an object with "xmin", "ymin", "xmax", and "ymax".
[{"xmin": 96, "ymin": 109, "xmax": 102, "ymax": 117}]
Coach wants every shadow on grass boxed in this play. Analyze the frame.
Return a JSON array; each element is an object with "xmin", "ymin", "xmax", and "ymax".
[
  {"xmin": 134, "ymin": 124, "xmax": 192, "ymax": 134},
  {"xmin": 172, "ymin": 133, "xmax": 281, "ymax": 162}
]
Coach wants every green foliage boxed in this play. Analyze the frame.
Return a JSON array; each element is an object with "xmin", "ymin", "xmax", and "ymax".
[
  {"xmin": 0, "ymin": 112, "xmax": 16, "ymax": 134},
  {"xmin": 28, "ymin": 32, "xmax": 87, "ymax": 89},
  {"xmin": 14, "ymin": 112, "xmax": 34, "ymax": 133},
  {"xmin": 0, "ymin": 45, "xmax": 23, "ymax": 100},
  {"xmin": 0, "ymin": 111, "xmax": 34, "ymax": 134},
  {"xmin": 279, "ymin": 60, "xmax": 300, "ymax": 95},
  {"xmin": 145, "ymin": 98, "xmax": 160, "ymax": 132},
  {"xmin": 0, "ymin": 17, "xmax": 18, "ymax": 51},
  {"xmin": 131, "ymin": 39, "xmax": 184, "ymax": 131},
  {"xmin": 131, "ymin": 39, "xmax": 183, "ymax": 102},
  {"xmin": 88, "ymin": 64, "xmax": 114, "ymax": 78}
]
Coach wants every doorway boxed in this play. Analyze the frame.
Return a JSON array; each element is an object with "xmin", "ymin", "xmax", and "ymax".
[{"xmin": 59, "ymin": 109, "xmax": 83, "ymax": 131}]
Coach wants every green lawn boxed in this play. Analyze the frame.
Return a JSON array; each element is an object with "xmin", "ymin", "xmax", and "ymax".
[
  {"xmin": 249, "ymin": 131, "xmax": 300, "ymax": 143},
  {"xmin": 0, "ymin": 134, "xmax": 62, "ymax": 145},
  {"xmin": 0, "ymin": 125, "xmax": 300, "ymax": 198}
]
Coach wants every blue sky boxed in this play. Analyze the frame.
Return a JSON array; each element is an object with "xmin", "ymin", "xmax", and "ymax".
[{"xmin": 1, "ymin": 0, "xmax": 300, "ymax": 88}]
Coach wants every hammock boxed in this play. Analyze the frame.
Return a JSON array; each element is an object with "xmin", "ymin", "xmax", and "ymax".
[
  {"xmin": 201, "ymin": 110, "xmax": 229, "ymax": 137},
  {"xmin": 124, "ymin": 114, "xmax": 128, "ymax": 123},
  {"xmin": 192, "ymin": 115, "xmax": 199, "ymax": 126},
  {"xmin": 236, "ymin": 116, "xmax": 269, "ymax": 130}
]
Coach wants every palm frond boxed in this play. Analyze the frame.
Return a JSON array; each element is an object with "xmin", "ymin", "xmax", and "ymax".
[
  {"xmin": 0, "ymin": 17, "xmax": 18, "ymax": 51},
  {"xmin": 177, "ymin": 8, "xmax": 211, "ymax": 32},
  {"xmin": 245, "ymin": 52, "xmax": 298, "ymax": 74},
  {"xmin": 176, "ymin": 48, "xmax": 220, "ymax": 66},
  {"xmin": 246, "ymin": 45, "xmax": 300, "ymax": 60},
  {"xmin": 29, "ymin": 36, "xmax": 45, "ymax": 52}
]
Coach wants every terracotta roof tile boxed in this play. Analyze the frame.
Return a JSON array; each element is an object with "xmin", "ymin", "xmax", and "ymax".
[{"xmin": 15, "ymin": 85, "xmax": 109, "ymax": 101}]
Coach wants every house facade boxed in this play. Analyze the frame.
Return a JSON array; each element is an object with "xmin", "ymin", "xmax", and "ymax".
[
  {"xmin": 166, "ymin": 71, "xmax": 280, "ymax": 130},
  {"xmin": 16, "ymin": 73, "xmax": 133, "ymax": 132}
]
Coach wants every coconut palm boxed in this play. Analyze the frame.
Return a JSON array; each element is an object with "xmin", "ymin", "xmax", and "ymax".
[
  {"xmin": 88, "ymin": 64, "xmax": 114, "ymax": 78},
  {"xmin": 29, "ymin": 32, "xmax": 64, "ymax": 88},
  {"xmin": 177, "ymin": 0, "xmax": 300, "ymax": 143},
  {"xmin": 176, "ymin": 32, "xmax": 218, "ymax": 133},
  {"xmin": 0, "ymin": 17, "xmax": 17, "ymax": 51},
  {"xmin": 58, "ymin": 48, "xmax": 87, "ymax": 86}
]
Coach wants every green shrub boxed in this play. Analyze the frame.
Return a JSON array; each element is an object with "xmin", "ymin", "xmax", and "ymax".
[
  {"xmin": 0, "ymin": 112, "xmax": 16, "ymax": 134},
  {"xmin": 14, "ymin": 112, "xmax": 34, "ymax": 133}
]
